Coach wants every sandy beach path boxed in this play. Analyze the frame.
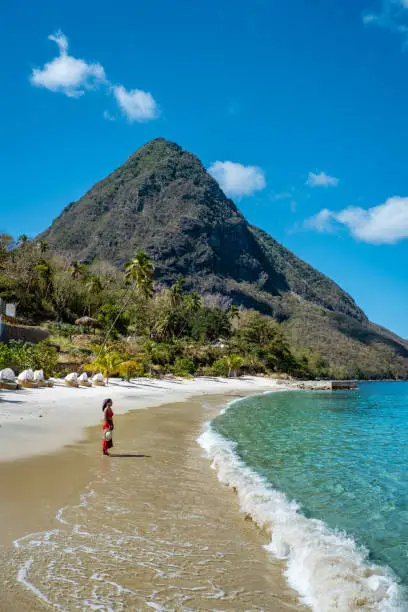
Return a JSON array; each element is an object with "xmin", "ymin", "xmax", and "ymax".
[{"xmin": 0, "ymin": 392, "xmax": 305, "ymax": 611}]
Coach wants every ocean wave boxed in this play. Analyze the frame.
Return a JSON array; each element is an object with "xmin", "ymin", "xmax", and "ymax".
[{"xmin": 197, "ymin": 403, "xmax": 406, "ymax": 612}]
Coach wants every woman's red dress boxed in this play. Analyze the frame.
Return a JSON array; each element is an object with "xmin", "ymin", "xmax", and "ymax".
[{"xmin": 102, "ymin": 406, "xmax": 114, "ymax": 452}]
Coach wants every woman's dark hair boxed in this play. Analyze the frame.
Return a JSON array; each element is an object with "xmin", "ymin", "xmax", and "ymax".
[{"xmin": 102, "ymin": 398, "xmax": 112, "ymax": 412}]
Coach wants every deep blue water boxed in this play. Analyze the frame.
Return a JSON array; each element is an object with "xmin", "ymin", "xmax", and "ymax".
[{"xmin": 212, "ymin": 382, "xmax": 408, "ymax": 585}]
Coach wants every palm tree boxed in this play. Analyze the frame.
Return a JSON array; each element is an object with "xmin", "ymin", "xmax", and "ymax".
[
  {"xmin": 85, "ymin": 275, "xmax": 103, "ymax": 316},
  {"xmin": 225, "ymin": 355, "xmax": 244, "ymax": 377},
  {"xmin": 185, "ymin": 291, "xmax": 202, "ymax": 313},
  {"xmin": 86, "ymin": 346, "xmax": 124, "ymax": 385},
  {"xmin": 118, "ymin": 360, "xmax": 141, "ymax": 381},
  {"xmin": 69, "ymin": 261, "xmax": 87, "ymax": 280},
  {"xmin": 97, "ymin": 251, "xmax": 154, "ymax": 356},
  {"xmin": 125, "ymin": 251, "xmax": 155, "ymax": 299},
  {"xmin": 39, "ymin": 240, "xmax": 49, "ymax": 254},
  {"xmin": 228, "ymin": 305, "xmax": 240, "ymax": 321},
  {"xmin": 34, "ymin": 262, "xmax": 54, "ymax": 299},
  {"xmin": 86, "ymin": 275, "xmax": 103, "ymax": 294},
  {"xmin": 169, "ymin": 277, "xmax": 184, "ymax": 309},
  {"xmin": 17, "ymin": 234, "xmax": 29, "ymax": 247}
]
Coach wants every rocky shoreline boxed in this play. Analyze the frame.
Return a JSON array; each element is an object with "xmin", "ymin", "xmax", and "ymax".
[{"xmin": 287, "ymin": 380, "xmax": 358, "ymax": 391}]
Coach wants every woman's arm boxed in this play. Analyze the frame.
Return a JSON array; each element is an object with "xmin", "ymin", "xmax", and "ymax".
[
  {"xmin": 104, "ymin": 407, "xmax": 114, "ymax": 430},
  {"xmin": 103, "ymin": 407, "xmax": 110, "ymax": 426}
]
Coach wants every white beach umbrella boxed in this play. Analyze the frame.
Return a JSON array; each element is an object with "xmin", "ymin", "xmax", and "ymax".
[
  {"xmin": 33, "ymin": 369, "xmax": 45, "ymax": 381},
  {"xmin": 92, "ymin": 372, "xmax": 104, "ymax": 382},
  {"xmin": 78, "ymin": 372, "xmax": 89, "ymax": 382}
]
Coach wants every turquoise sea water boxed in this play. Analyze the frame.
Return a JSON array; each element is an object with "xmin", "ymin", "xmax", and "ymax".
[{"xmin": 211, "ymin": 382, "xmax": 408, "ymax": 607}]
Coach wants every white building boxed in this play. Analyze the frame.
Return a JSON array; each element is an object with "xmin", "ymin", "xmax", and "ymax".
[{"xmin": 0, "ymin": 299, "xmax": 17, "ymax": 318}]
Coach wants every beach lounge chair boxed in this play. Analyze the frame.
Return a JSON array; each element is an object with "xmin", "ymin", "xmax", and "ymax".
[
  {"xmin": 65, "ymin": 373, "xmax": 79, "ymax": 388},
  {"xmin": 33, "ymin": 370, "xmax": 54, "ymax": 388},
  {"xmin": 78, "ymin": 372, "xmax": 92, "ymax": 387},
  {"xmin": 0, "ymin": 368, "xmax": 20, "ymax": 390},
  {"xmin": 92, "ymin": 373, "xmax": 106, "ymax": 387},
  {"xmin": 17, "ymin": 369, "xmax": 39, "ymax": 389}
]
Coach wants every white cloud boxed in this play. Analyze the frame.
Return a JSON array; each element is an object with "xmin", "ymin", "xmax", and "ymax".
[
  {"xmin": 305, "ymin": 208, "xmax": 337, "ymax": 232},
  {"xmin": 306, "ymin": 171, "xmax": 339, "ymax": 188},
  {"xmin": 208, "ymin": 161, "xmax": 266, "ymax": 197},
  {"xmin": 362, "ymin": 12, "xmax": 380, "ymax": 25},
  {"xmin": 30, "ymin": 31, "xmax": 106, "ymax": 98},
  {"xmin": 273, "ymin": 191, "xmax": 293, "ymax": 200},
  {"xmin": 362, "ymin": 0, "xmax": 408, "ymax": 42},
  {"xmin": 103, "ymin": 110, "xmax": 116, "ymax": 121},
  {"xmin": 30, "ymin": 33, "xmax": 160, "ymax": 123},
  {"xmin": 305, "ymin": 196, "xmax": 408, "ymax": 244},
  {"xmin": 49, "ymin": 32, "xmax": 69, "ymax": 54},
  {"xmin": 113, "ymin": 85, "xmax": 159, "ymax": 122}
]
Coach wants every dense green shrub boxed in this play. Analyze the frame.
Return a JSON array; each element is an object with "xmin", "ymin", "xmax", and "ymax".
[
  {"xmin": 190, "ymin": 308, "xmax": 231, "ymax": 342},
  {"xmin": 211, "ymin": 358, "xmax": 229, "ymax": 377},
  {"xmin": 0, "ymin": 341, "xmax": 58, "ymax": 377},
  {"xmin": 173, "ymin": 358, "xmax": 195, "ymax": 377},
  {"xmin": 98, "ymin": 304, "xmax": 129, "ymax": 338},
  {"xmin": 46, "ymin": 323, "xmax": 78, "ymax": 339}
]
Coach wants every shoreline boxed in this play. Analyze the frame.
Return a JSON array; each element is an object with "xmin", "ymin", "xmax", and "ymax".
[
  {"xmin": 3, "ymin": 380, "xmax": 404, "ymax": 610},
  {"xmin": 1, "ymin": 392, "xmax": 306, "ymax": 611},
  {"xmin": 0, "ymin": 375, "xmax": 289, "ymax": 462},
  {"xmin": 199, "ymin": 392, "xmax": 406, "ymax": 612}
]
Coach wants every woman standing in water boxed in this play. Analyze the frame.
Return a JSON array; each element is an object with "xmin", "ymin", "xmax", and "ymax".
[{"xmin": 102, "ymin": 398, "xmax": 114, "ymax": 455}]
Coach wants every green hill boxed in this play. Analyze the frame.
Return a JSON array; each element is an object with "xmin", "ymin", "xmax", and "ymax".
[{"xmin": 42, "ymin": 138, "xmax": 408, "ymax": 378}]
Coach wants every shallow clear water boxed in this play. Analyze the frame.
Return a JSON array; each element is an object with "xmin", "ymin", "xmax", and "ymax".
[{"xmin": 212, "ymin": 382, "xmax": 408, "ymax": 588}]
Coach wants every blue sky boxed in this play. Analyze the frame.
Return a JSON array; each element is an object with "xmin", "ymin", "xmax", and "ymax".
[{"xmin": 1, "ymin": 0, "xmax": 408, "ymax": 337}]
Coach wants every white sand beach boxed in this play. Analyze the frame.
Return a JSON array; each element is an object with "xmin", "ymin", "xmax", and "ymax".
[
  {"xmin": 0, "ymin": 376, "xmax": 287, "ymax": 462},
  {"xmin": 0, "ymin": 377, "xmax": 307, "ymax": 611}
]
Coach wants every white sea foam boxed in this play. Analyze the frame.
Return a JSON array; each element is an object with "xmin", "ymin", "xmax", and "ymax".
[
  {"xmin": 17, "ymin": 559, "xmax": 62, "ymax": 609},
  {"xmin": 198, "ymin": 411, "xmax": 406, "ymax": 612}
]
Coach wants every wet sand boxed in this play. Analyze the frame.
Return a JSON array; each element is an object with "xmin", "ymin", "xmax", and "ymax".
[
  {"xmin": 0, "ymin": 394, "xmax": 306, "ymax": 611},
  {"xmin": 0, "ymin": 376, "xmax": 285, "ymax": 462}
]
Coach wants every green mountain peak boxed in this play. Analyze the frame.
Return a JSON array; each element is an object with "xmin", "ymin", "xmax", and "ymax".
[{"xmin": 41, "ymin": 138, "xmax": 408, "ymax": 378}]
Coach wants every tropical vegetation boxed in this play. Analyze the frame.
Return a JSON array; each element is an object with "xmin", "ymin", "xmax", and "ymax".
[
  {"xmin": 0, "ymin": 231, "xmax": 407, "ymax": 380},
  {"xmin": 0, "ymin": 236, "xmax": 333, "ymax": 380}
]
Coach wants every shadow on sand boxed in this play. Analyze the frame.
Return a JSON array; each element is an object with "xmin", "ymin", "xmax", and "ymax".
[{"xmin": 109, "ymin": 453, "xmax": 151, "ymax": 458}]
